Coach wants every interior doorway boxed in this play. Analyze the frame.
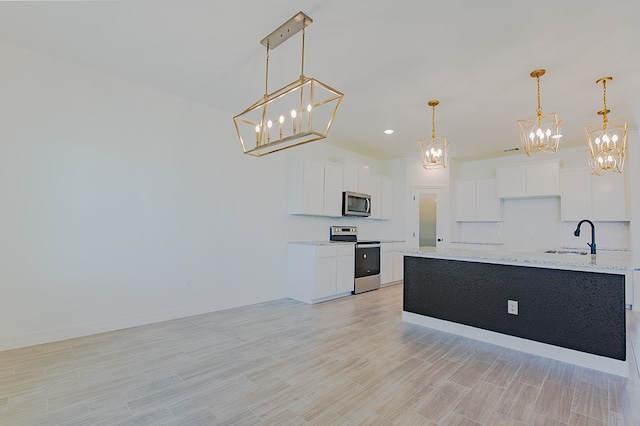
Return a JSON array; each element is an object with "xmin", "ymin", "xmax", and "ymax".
[{"xmin": 411, "ymin": 186, "xmax": 445, "ymax": 248}]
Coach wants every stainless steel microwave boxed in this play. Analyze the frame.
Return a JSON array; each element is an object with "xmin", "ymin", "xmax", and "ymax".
[{"xmin": 342, "ymin": 191, "xmax": 371, "ymax": 217}]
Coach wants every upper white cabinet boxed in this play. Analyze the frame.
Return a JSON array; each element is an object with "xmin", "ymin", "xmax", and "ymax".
[
  {"xmin": 323, "ymin": 163, "xmax": 344, "ymax": 217},
  {"xmin": 289, "ymin": 159, "xmax": 343, "ymax": 217},
  {"xmin": 343, "ymin": 160, "xmax": 370, "ymax": 193},
  {"xmin": 378, "ymin": 176, "xmax": 393, "ymax": 220},
  {"xmin": 342, "ymin": 159, "xmax": 392, "ymax": 220},
  {"xmin": 455, "ymin": 178, "xmax": 500, "ymax": 222},
  {"xmin": 561, "ymin": 168, "xmax": 628, "ymax": 221},
  {"xmin": 289, "ymin": 158, "xmax": 392, "ymax": 219},
  {"xmin": 497, "ymin": 161, "xmax": 560, "ymax": 198}
]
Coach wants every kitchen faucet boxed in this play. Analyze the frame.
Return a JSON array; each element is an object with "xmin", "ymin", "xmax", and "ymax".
[{"xmin": 574, "ymin": 219, "xmax": 596, "ymax": 255}]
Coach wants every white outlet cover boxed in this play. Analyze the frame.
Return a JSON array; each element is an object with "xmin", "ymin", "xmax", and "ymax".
[{"xmin": 508, "ymin": 300, "xmax": 518, "ymax": 315}]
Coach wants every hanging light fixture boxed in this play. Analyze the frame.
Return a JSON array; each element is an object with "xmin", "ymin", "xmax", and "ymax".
[
  {"xmin": 517, "ymin": 69, "xmax": 562, "ymax": 155},
  {"xmin": 233, "ymin": 12, "xmax": 343, "ymax": 157},
  {"xmin": 585, "ymin": 76, "xmax": 627, "ymax": 175},
  {"xmin": 418, "ymin": 100, "xmax": 449, "ymax": 170}
]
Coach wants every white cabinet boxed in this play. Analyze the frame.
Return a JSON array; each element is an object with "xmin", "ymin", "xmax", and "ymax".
[
  {"xmin": 455, "ymin": 179, "xmax": 500, "ymax": 222},
  {"xmin": 497, "ymin": 161, "xmax": 560, "ymax": 198},
  {"xmin": 591, "ymin": 172, "xmax": 628, "ymax": 221},
  {"xmin": 289, "ymin": 159, "xmax": 343, "ymax": 217},
  {"xmin": 323, "ymin": 163, "xmax": 344, "ymax": 217},
  {"xmin": 381, "ymin": 242, "xmax": 404, "ymax": 285},
  {"xmin": 561, "ymin": 168, "xmax": 628, "ymax": 221},
  {"xmin": 379, "ymin": 177, "xmax": 393, "ymax": 220},
  {"xmin": 336, "ymin": 251, "xmax": 355, "ymax": 294},
  {"xmin": 526, "ymin": 162, "xmax": 561, "ymax": 197},
  {"xmin": 343, "ymin": 160, "xmax": 370, "ymax": 193},
  {"xmin": 342, "ymin": 159, "xmax": 392, "ymax": 220},
  {"xmin": 496, "ymin": 166, "xmax": 527, "ymax": 198},
  {"xmin": 455, "ymin": 180, "xmax": 477, "ymax": 221},
  {"xmin": 287, "ymin": 243, "xmax": 355, "ymax": 304}
]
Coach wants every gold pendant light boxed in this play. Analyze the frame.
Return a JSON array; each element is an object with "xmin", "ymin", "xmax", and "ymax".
[
  {"xmin": 233, "ymin": 12, "xmax": 344, "ymax": 157},
  {"xmin": 517, "ymin": 69, "xmax": 562, "ymax": 155},
  {"xmin": 585, "ymin": 76, "xmax": 627, "ymax": 175},
  {"xmin": 418, "ymin": 100, "xmax": 449, "ymax": 170}
]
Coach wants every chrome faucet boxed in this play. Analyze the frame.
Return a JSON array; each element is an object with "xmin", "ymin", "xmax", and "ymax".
[{"xmin": 574, "ymin": 219, "xmax": 596, "ymax": 255}]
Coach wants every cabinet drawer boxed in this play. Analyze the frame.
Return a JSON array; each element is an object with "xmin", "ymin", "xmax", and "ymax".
[
  {"xmin": 316, "ymin": 245, "xmax": 337, "ymax": 258},
  {"xmin": 336, "ymin": 244, "xmax": 355, "ymax": 256}
]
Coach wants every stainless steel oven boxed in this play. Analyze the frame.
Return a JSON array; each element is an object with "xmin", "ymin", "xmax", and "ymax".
[
  {"xmin": 329, "ymin": 226, "xmax": 380, "ymax": 294},
  {"xmin": 354, "ymin": 241, "xmax": 380, "ymax": 294}
]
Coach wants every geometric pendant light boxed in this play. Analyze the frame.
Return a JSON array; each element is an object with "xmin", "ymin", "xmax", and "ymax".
[
  {"xmin": 233, "ymin": 12, "xmax": 344, "ymax": 157},
  {"xmin": 517, "ymin": 69, "xmax": 562, "ymax": 155},
  {"xmin": 418, "ymin": 100, "xmax": 448, "ymax": 169},
  {"xmin": 584, "ymin": 76, "xmax": 627, "ymax": 175}
]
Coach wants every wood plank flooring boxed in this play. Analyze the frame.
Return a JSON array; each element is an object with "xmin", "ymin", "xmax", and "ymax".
[{"xmin": 1, "ymin": 284, "xmax": 639, "ymax": 425}]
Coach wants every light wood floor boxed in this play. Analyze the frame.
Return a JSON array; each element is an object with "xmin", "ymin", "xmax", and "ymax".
[{"xmin": 1, "ymin": 284, "xmax": 639, "ymax": 425}]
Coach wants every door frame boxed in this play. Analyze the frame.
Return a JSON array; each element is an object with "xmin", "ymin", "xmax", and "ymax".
[{"xmin": 409, "ymin": 185, "xmax": 448, "ymax": 248}]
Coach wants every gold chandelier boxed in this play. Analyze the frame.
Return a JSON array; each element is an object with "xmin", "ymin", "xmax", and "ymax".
[
  {"xmin": 585, "ymin": 76, "xmax": 627, "ymax": 175},
  {"xmin": 418, "ymin": 100, "xmax": 449, "ymax": 169},
  {"xmin": 233, "ymin": 12, "xmax": 343, "ymax": 157},
  {"xmin": 517, "ymin": 69, "xmax": 562, "ymax": 155}
]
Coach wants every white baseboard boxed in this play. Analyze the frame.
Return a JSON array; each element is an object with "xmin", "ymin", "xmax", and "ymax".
[{"xmin": 402, "ymin": 311, "xmax": 629, "ymax": 377}]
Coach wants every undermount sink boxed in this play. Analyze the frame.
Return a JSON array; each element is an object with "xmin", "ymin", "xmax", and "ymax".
[{"xmin": 543, "ymin": 249, "xmax": 588, "ymax": 256}]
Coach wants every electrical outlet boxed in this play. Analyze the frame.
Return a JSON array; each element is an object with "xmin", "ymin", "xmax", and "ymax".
[{"xmin": 508, "ymin": 300, "xmax": 518, "ymax": 315}]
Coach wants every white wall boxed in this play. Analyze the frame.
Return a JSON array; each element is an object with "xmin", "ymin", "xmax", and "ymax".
[{"xmin": 0, "ymin": 41, "xmax": 298, "ymax": 350}]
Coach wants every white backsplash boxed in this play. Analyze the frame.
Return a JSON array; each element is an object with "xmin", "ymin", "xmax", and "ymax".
[{"xmin": 287, "ymin": 215, "xmax": 387, "ymax": 242}]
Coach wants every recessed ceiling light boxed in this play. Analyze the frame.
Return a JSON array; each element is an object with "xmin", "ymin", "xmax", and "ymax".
[{"xmin": 384, "ymin": 129, "xmax": 394, "ymax": 135}]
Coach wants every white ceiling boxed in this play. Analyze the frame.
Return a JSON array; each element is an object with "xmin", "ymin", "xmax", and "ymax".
[{"xmin": 1, "ymin": 0, "xmax": 639, "ymax": 162}]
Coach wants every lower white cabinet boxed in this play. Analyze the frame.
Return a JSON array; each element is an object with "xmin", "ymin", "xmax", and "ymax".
[
  {"xmin": 381, "ymin": 243, "xmax": 404, "ymax": 285},
  {"xmin": 287, "ymin": 243, "xmax": 355, "ymax": 304}
]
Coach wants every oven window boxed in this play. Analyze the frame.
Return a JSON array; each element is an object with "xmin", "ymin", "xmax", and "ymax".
[{"xmin": 355, "ymin": 246, "xmax": 380, "ymax": 277}]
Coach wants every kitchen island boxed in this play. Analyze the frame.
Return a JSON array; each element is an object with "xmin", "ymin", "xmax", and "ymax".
[{"xmin": 402, "ymin": 247, "xmax": 638, "ymax": 376}]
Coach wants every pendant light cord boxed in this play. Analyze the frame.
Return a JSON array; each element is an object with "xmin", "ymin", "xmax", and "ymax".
[
  {"xmin": 431, "ymin": 104, "xmax": 436, "ymax": 140},
  {"xmin": 264, "ymin": 44, "xmax": 270, "ymax": 98},
  {"xmin": 602, "ymin": 79, "xmax": 609, "ymax": 125},
  {"xmin": 536, "ymin": 75, "xmax": 542, "ymax": 118}
]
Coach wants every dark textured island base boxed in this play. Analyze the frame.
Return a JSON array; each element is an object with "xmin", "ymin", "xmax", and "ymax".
[{"xmin": 403, "ymin": 256, "xmax": 626, "ymax": 361}]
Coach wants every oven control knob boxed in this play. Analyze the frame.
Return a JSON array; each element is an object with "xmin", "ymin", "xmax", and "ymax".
[{"xmin": 363, "ymin": 254, "xmax": 367, "ymax": 258}]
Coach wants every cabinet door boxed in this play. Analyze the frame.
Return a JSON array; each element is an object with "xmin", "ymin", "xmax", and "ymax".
[
  {"xmin": 336, "ymin": 255, "xmax": 354, "ymax": 294},
  {"xmin": 475, "ymin": 179, "xmax": 500, "ymax": 221},
  {"xmin": 561, "ymin": 169, "xmax": 591, "ymax": 221},
  {"xmin": 592, "ymin": 172, "xmax": 628, "ymax": 221},
  {"xmin": 367, "ymin": 174, "xmax": 381, "ymax": 219},
  {"xmin": 314, "ymin": 257, "xmax": 337, "ymax": 299},
  {"xmin": 497, "ymin": 166, "xmax": 526, "ymax": 198},
  {"xmin": 526, "ymin": 162, "xmax": 560, "ymax": 196},
  {"xmin": 289, "ymin": 160, "xmax": 324, "ymax": 215},
  {"xmin": 323, "ymin": 163, "xmax": 344, "ymax": 217},
  {"xmin": 343, "ymin": 160, "xmax": 369, "ymax": 192},
  {"xmin": 455, "ymin": 180, "xmax": 477, "ymax": 221},
  {"xmin": 379, "ymin": 177, "xmax": 393, "ymax": 220},
  {"xmin": 392, "ymin": 253, "xmax": 404, "ymax": 282},
  {"xmin": 380, "ymin": 252, "xmax": 394, "ymax": 284}
]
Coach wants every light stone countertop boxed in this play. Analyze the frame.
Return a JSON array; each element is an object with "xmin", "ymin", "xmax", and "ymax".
[
  {"xmin": 403, "ymin": 246, "xmax": 639, "ymax": 273},
  {"xmin": 288, "ymin": 241, "xmax": 354, "ymax": 246},
  {"xmin": 289, "ymin": 240, "xmax": 405, "ymax": 245}
]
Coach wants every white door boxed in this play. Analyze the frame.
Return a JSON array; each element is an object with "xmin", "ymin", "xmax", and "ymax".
[{"xmin": 411, "ymin": 186, "xmax": 446, "ymax": 248}]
